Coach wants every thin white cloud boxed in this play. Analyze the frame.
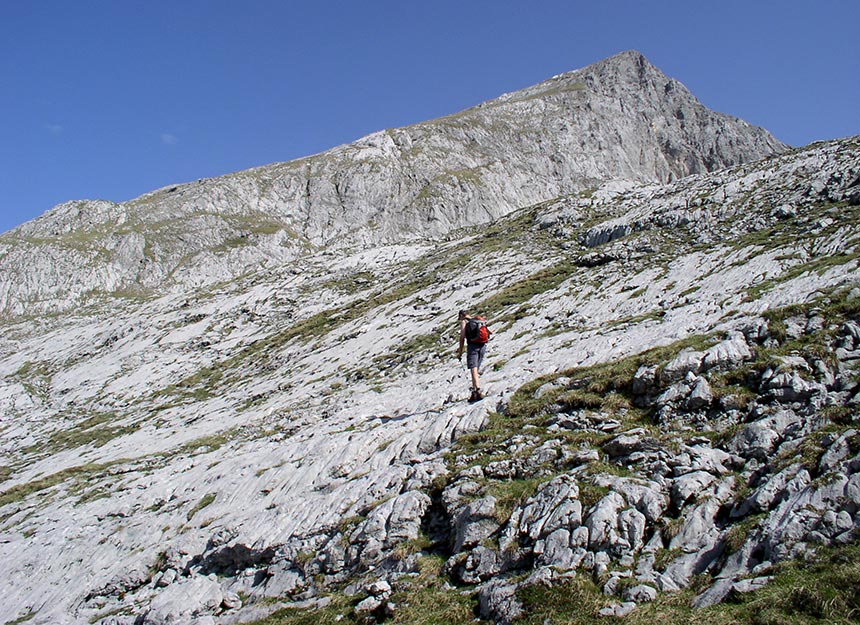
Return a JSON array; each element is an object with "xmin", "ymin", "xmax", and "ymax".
[
  {"xmin": 45, "ymin": 124, "xmax": 63, "ymax": 134},
  {"xmin": 161, "ymin": 133, "xmax": 178, "ymax": 145}
]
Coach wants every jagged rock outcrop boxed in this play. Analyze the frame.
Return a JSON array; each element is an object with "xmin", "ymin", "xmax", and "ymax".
[
  {"xmin": 0, "ymin": 51, "xmax": 784, "ymax": 318},
  {"xmin": 437, "ymin": 303, "xmax": 860, "ymax": 622}
]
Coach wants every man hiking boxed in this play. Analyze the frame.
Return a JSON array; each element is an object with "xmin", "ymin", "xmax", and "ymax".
[{"xmin": 457, "ymin": 310, "xmax": 491, "ymax": 402}]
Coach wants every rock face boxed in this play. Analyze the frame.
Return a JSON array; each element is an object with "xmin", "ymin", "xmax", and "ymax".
[
  {"xmin": 1, "ymin": 51, "xmax": 859, "ymax": 625},
  {"xmin": 0, "ymin": 51, "xmax": 784, "ymax": 318}
]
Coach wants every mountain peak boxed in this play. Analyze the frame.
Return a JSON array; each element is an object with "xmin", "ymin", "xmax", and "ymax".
[{"xmin": 0, "ymin": 52, "xmax": 786, "ymax": 319}]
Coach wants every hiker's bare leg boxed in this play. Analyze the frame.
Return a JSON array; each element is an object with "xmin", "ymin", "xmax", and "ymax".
[{"xmin": 470, "ymin": 367, "xmax": 481, "ymax": 390}]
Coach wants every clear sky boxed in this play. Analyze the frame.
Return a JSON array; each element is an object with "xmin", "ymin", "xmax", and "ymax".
[{"xmin": 1, "ymin": 1, "xmax": 858, "ymax": 234}]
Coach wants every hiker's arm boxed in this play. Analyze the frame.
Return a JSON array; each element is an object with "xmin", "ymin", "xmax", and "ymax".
[{"xmin": 457, "ymin": 320, "xmax": 466, "ymax": 358}]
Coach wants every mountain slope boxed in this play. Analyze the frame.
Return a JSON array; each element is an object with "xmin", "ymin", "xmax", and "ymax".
[
  {"xmin": 0, "ymin": 132, "xmax": 857, "ymax": 624},
  {"xmin": 0, "ymin": 51, "xmax": 784, "ymax": 318}
]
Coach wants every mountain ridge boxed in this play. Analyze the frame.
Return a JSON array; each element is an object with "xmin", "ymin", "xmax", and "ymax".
[{"xmin": 0, "ymin": 51, "xmax": 784, "ymax": 319}]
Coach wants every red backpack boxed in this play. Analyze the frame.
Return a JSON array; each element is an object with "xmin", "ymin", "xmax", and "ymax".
[{"xmin": 465, "ymin": 316, "xmax": 491, "ymax": 344}]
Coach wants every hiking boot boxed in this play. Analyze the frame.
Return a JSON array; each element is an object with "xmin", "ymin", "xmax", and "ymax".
[{"xmin": 469, "ymin": 388, "xmax": 484, "ymax": 402}]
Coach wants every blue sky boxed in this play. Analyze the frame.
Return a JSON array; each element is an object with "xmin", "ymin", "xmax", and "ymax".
[{"xmin": 1, "ymin": 1, "xmax": 858, "ymax": 234}]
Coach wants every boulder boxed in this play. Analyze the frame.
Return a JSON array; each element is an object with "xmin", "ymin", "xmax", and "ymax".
[
  {"xmin": 349, "ymin": 491, "xmax": 431, "ymax": 565},
  {"xmin": 819, "ymin": 429, "xmax": 858, "ymax": 474},
  {"xmin": 155, "ymin": 569, "xmax": 177, "ymax": 588},
  {"xmin": 623, "ymin": 584, "xmax": 657, "ymax": 603},
  {"xmin": 729, "ymin": 409, "xmax": 803, "ymax": 460},
  {"xmin": 687, "ymin": 377, "xmax": 714, "ymax": 410},
  {"xmin": 259, "ymin": 560, "xmax": 305, "ymax": 598},
  {"xmin": 656, "ymin": 381, "xmax": 691, "ymax": 407},
  {"xmin": 671, "ymin": 471, "xmax": 717, "ymax": 509},
  {"xmin": 632, "ymin": 364, "xmax": 660, "ymax": 395},
  {"xmin": 618, "ymin": 508, "xmax": 647, "ymax": 552},
  {"xmin": 603, "ymin": 430, "xmax": 662, "ymax": 458},
  {"xmin": 367, "ymin": 580, "xmax": 392, "ymax": 597},
  {"xmin": 764, "ymin": 371, "xmax": 826, "ymax": 403},
  {"xmin": 459, "ymin": 546, "xmax": 501, "ymax": 584},
  {"xmin": 442, "ymin": 480, "xmax": 483, "ymax": 518},
  {"xmin": 454, "ymin": 496, "xmax": 500, "ymax": 552},
  {"xmin": 534, "ymin": 528, "xmax": 584, "ymax": 570},
  {"xmin": 142, "ymin": 575, "xmax": 223, "ymax": 625},
  {"xmin": 593, "ymin": 475, "xmax": 668, "ymax": 523},
  {"xmin": 354, "ymin": 595, "xmax": 383, "ymax": 615},
  {"xmin": 582, "ymin": 220, "xmax": 634, "ymax": 248},
  {"xmin": 731, "ymin": 576, "xmax": 773, "ymax": 594},
  {"xmin": 517, "ymin": 474, "xmax": 581, "ymax": 540},
  {"xmin": 841, "ymin": 320, "xmax": 860, "ymax": 348},
  {"xmin": 701, "ymin": 332, "xmax": 752, "ymax": 371},
  {"xmin": 478, "ymin": 579, "xmax": 523, "ymax": 625},
  {"xmin": 560, "ymin": 447, "xmax": 600, "ymax": 466},
  {"xmin": 733, "ymin": 464, "xmax": 808, "ymax": 517},
  {"xmin": 669, "ymin": 498, "xmax": 723, "ymax": 554},
  {"xmin": 221, "ymin": 591, "xmax": 242, "ymax": 610},
  {"xmin": 662, "ymin": 349, "xmax": 705, "ymax": 383},
  {"xmin": 585, "ymin": 492, "xmax": 626, "ymax": 550},
  {"xmin": 759, "ymin": 473, "xmax": 851, "ymax": 560},
  {"xmin": 677, "ymin": 444, "xmax": 733, "ymax": 476},
  {"xmin": 598, "ymin": 602, "xmax": 637, "ymax": 617}
]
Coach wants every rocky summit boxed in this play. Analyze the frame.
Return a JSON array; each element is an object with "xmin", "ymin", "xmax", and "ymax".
[
  {"xmin": 0, "ymin": 50, "xmax": 782, "ymax": 319},
  {"xmin": 0, "ymin": 51, "xmax": 859, "ymax": 625}
]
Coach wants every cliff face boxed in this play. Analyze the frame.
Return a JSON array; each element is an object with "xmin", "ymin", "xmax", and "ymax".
[
  {"xmin": 0, "ymin": 51, "xmax": 784, "ymax": 318},
  {"xmin": 4, "ymin": 54, "xmax": 858, "ymax": 625}
]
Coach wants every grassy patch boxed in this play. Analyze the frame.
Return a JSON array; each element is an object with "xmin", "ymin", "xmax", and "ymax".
[
  {"xmin": 248, "ymin": 555, "xmax": 481, "ymax": 625},
  {"xmin": 186, "ymin": 492, "xmax": 217, "ymax": 521},
  {"xmin": 506, "ymin": 540, "xmax": 860, "ymax": 623},
  {"xmin": 486, "ymin": 476, "xmax": 549, "ymax": 524},
  {"xmin": 477, "ymin": 259, "xmax": 579, "ymax": 322},
  {"xmin": 13, "ymin": 360, "xmax": 53, "ymax": 400},
  {"xmin": 516, "ymin": 574, "xmax": 609, "ymax": 623},
  {"xmin": 0, "ymin": 461, "xmax": 120, "ymax": 509},
  {"xmin": 723, "ymin": 514, "xmax": 765, "ymax": 554},
  {"xmin": 40, "ymin": 411, "xmax": 140, "ymax": 454}
]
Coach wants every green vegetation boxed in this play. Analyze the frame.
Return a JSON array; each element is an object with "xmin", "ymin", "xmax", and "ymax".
[
  {"xmin": 39, "ymin": 411, "xmax": 140, "ymax": 455},
  {"xmin": 485, "ymin": 475, "xmax": 549, "ymax": 524},
  {"xmin": 505, "ymin": 333, "xmax": 715, "ymax": 421},
  {"xmin": 735, "ymin": 202, "xmax": 860, "ymax": 301},
  {"xmin": 319, "ymin": 271, "xmax": 376, "ymax": 295},
  {"xmin": 476, "ymin": 259, "xmax": 578, "ymax": 323},
  {"xmin": 6, "ymin": 610, "xmax": 36, "ymax": 625},
  {"xmin": 246, "ymin": 555, "xmax": 482, "ymax": 625},
  {"xmin": 723, "ymin": 514, "xmax": 765, "ymax": 554},
  {"xmin": 186, "ymin": 492, "xmax": 217, "ymax": 521},
  {"xmin": 160, "ymin": 197, "xmax": 585, "ymax": 393},
  {"xmin": 13, "ymin": 360, "xmax": 54, "ymax": 400},
  {"xmin": 0, "ymin": 461, "xmax": 120, "ymax": 510},
  {"xmin": 244, "ymin": 541, "xmax": 860, "ymax": 625}
]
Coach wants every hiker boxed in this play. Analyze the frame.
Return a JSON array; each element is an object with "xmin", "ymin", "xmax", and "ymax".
[{"xmin": 457, "ymin": 310, "xmax": 491, "ymax": 402}]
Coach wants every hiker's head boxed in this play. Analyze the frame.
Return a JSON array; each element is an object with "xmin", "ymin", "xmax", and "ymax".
[{"xmin": 458, "ymin": 310, "xmax": 469, "ymax": 320}]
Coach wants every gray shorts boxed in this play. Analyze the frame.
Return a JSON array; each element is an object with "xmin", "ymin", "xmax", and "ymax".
[{"xmin": 466, "ymin": 342, "xmax": 486, "ymax": 371}]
